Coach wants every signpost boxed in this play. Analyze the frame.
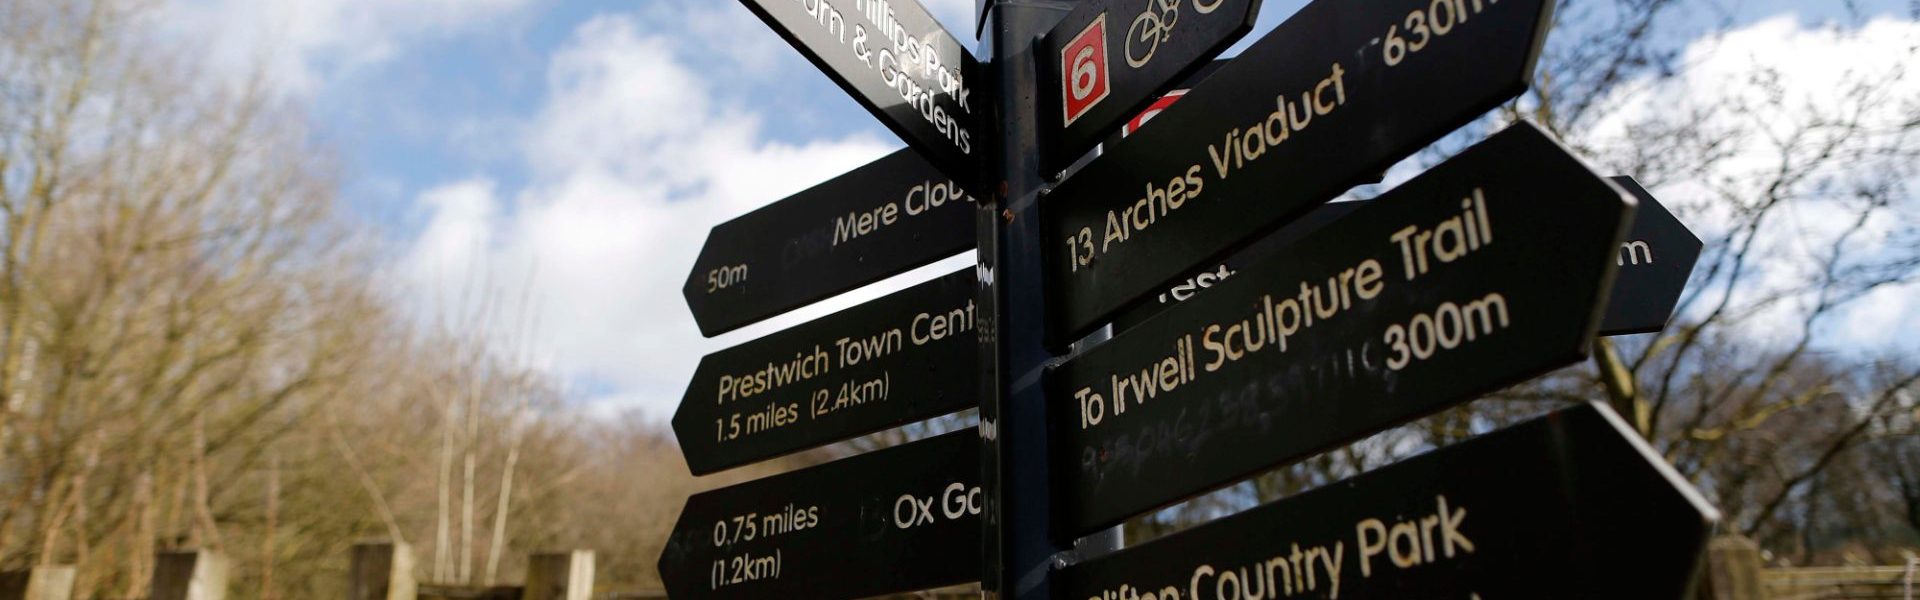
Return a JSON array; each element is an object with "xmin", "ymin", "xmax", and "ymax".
[
  {"xmin": 658, "ymin": 431, "xmax": 981, "ymax": 599},
  {"xmin": 1054, "ymin": 403, "xmax": 1720, "ymax": 600},
  {"xmin": 1114, "ymin": 179, "xmax": 1703, "ymax": 336},
  {"xmin": 667, "ymin": 1, "xmax": 1720, "ymax": 598},
  {"xmin": 1042, "ymin": 0, "xmax": 1559, "ymax": 341},
  {"xmin": 735, "ymin": 0, "xmax": 984, "ymax": 185},
  {"xmin": 674, "ymin": 268, "xmax": 976, "ymax": 475},
  {"xmin": 1037, "ymin": 0, "xmax": 1262, "ymax": 171},
  {"xmin": 683, "ymin": 149, "xmax": 977, "ymax": 337},
  {"xmin": 1049, "ymin": 124, "xmax": 1634, "ymax": 535}
]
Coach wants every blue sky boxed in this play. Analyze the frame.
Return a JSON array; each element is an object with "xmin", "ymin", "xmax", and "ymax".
[{"xmin": 156, "ymin": 0, "xmax": 1920, "ymax": 419}]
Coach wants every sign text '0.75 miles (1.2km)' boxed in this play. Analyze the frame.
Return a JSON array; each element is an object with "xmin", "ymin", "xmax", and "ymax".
[{"xmin": 659, "ymin": 431, "xmax": 981, "ymax": 600}]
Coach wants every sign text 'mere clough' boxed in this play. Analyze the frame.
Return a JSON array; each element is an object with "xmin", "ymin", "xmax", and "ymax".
[{"xmin": 787, "ymin": 0, "xmax": 976, "ymax": 154}]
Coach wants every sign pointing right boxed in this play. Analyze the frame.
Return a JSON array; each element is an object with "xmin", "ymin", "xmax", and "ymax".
[
  {"xmin": 1041, "ymin": 0, "xmax": 1560, "ymax": 342},
  {"xmin": 1112, "ymin": 176, "xmax": 1704, "ymax": 336},
  {"xmin": 1601, "ymin": 176, "xmax": 1704, "ymax": 335},
  {"xmin": 1049, "ymin": 123, "xmax": 1634, "ymax": 535},
  {"xmin": 1055, "ymin": 402, "xmax": 1719, "ymax": 600}
]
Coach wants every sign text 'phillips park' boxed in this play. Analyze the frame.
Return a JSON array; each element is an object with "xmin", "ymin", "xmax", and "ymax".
[
  {"xmin": 735, "ymin": 0, "xmax": 983, "ymax": 186},
  {"xmin": 655, "ymin": 0, "xmax": 1722, "ymax": 597}
]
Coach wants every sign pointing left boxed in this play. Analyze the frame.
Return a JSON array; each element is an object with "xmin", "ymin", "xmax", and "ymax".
[
  {"xmin": 674, "ymin": 268, "xmax": 977, "ymax": 475},
  {"xmin": 736, "ymin": 0, "xmax": 984, "ymax": 185},
  {"xmin": 658, "ymin": 431, "xmax": 981, "ymax": 600},
  {"xmin": 683, "ymin": 148, "xmax": 977, "ymax": 338}
]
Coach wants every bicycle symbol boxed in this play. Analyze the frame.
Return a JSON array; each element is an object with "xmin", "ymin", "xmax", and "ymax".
[{"xmin": 1125, "ymin": 0, "xmax": 1226, "ymax": 68}]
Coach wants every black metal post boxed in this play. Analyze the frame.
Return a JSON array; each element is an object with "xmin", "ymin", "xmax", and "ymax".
[{"xmin": 977, "ymin": 2, "xmax": 1076, "ymax": 599}]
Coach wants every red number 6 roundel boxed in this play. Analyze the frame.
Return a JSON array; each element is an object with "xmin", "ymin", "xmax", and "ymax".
[{"xmin": 1061, "ymin": 14, "xmax": 1112, "ymax": 126}]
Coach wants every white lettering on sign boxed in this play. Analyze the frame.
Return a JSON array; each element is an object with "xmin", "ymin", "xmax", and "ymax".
[
  {"xmin": 717, "ymin": 346, "xmax": 832, "ymax": 404},
  {"xmin": 1061, "ymin": 63, "xmax": 1349, "ymax": 275},
  {"xmin": 1357, "ymin": 495, "xmax": 1474, "ymax": 577},
  {"xmin": 1070, "ymin": 188, "xmax": 1518, "ymax": 434},
  {"xmin": 893, "ymin": 482, "xmax": 982, "ymax": 529},
  {"xmin": 831, "ymin": 179, "xmax": 976, "ymax": 247},
  {"xmin": 1389, "ymin": 190, "xmax": 1493, "ymax": 280},
  {"xmin": 706, "ymin": 264, "xmax": 750, "ymax": 293},
  {"xmin": 1060, "ymin": 0, "xmax": 1516, "ymax": 283},
  {"xmin": 1081, "ymin": 497, "xmax": 1485, "ymax": 599},
  {"xmin": 1381, "ymin": 0, "xmax": 1501, "ymax": 67},
  {"xmin": 1204, "ymin": 63, "xmax": 1347, "ymax": 182},
  {"xmin": 708, "ymin": 549, "xmax": 783, "ymax": 591},
  {"xmin": 1618, "ymin": 240, "xmax": 1653, "ymax": 265},
  {"xmin": 776, "ymin": 0, "xmax": 974, "ymax": 155},
  {"xmin": 1158, "ymin": 263, "xmax": 1233, "ymax": 305},
  {"xmin": 711, "ymin": 296, "xmax": 973, "ymax": 445}
]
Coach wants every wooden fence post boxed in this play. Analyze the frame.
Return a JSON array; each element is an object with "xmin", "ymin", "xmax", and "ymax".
[
  {"xmin": 349, "ymin": 541, "xmax": 417, "ymax": 600},
  {"xmin": 523, "ymin": 551, "xmax": 593, "ymax": 600},
  {"xmin": 0, "ymin": 566, "xmax": 76, "ymax": 600},
  {"xmin": 151, "ymin": 551, "xmax": 229, "ymax": 600},
  {"xmin": 1696, "ymin": 535, "xmax": 1764, "ymax": 600}
]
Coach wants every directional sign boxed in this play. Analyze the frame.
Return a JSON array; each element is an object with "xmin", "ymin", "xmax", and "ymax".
[
  {"xmin": 735, "ymin": 0, "xmax": 983, "ymax": 184},
  {"xmin": 1042, "ymin": 0, "xmax": 1559, "ymax": 341},
  {"xmin": 1109, "ymin": 200, "xmax": 1363, "ymax": 330},
  {"xmin": 1038, "ymin": 0, "xmax": 1261, "ymax": 171},
  {"xmin": 1049, "ymin": 123, "xmax": 1634, "ymax": 535},
  {"xmin": 684, "ymin": 149, "xmax": 977, "ymax": 337},
  {"xmin": 659, "ymin": 431, "xmax": 981, "ymax": 599},
  {"xmin": 674, "ymin": 268, "xmax": 976, "ymax": 475},
  {"xmin": 1602, "ymin": 176, "xmax": 1703, "ymax": 334},
  {"xmin": 1115, "ymin": 181, "xmax": 1702, "ymax": 336},
  {"xmin": 1055, "ymin": 403, "xmax": 1719, "ymax": 600}
]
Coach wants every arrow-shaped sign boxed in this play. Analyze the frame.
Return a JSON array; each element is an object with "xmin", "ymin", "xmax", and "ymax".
[
  {"xmin": 1055, "ymin": 402, "xmax": 1719, "ymax": 599},
  {"xmin": 1037, "ymin": 0, "xmax": 1262, "ymax": 172},
  {"xmin": 735, "ymin": 0, "xmax": 984, "ymax": 185},
  {"xmin": 659, "ymin": 431, "xmax": 981, "ymax": 599},
  {"xmin": 684, "ymin": 149, "xmax": 978, "ymax": 337},
  {"xmin": 1113, "ymin": 178, "xmax": 1704, "ymax": 336},
  {"xmin": 675, "ymin": 268, "xmax": 976, "ymax": 475},
  {"xmin": 1601, "ymin": 176, "xmax": 1703, "ymax": 334},
  {"xmin": 1041, "ymin": 0, "xmax": 1558, "ymax": 342},
  {"xmin": 1048, "ymin": 123, "xmax": 1633, "ymax": 535}
]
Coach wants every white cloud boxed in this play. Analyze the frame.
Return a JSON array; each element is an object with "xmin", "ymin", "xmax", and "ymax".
[
  {"xmin": 156, "ymin": 0, "xmax": 543, "ymax": 95},
  {"xmin": 393, "ymin": 7, "xmax": 1920, "ymax": 424},
  {"xmin": 395, "ymin": 13, "xmax": 960, "ymax": 419},
  {"xmin": 1581, "ymin": 15, "xmax": 1920, "ymax": 352}
]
